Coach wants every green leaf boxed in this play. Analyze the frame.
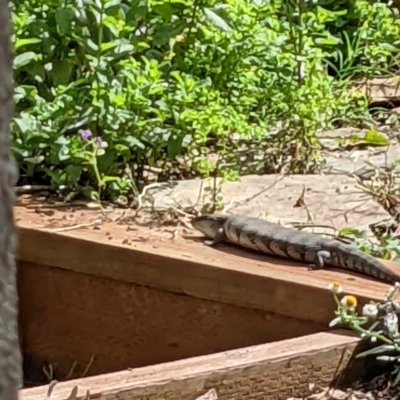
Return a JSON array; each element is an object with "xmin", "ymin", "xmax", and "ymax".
[
  {"xmin": 58, "ymin": 146, "xmax": 71, "ymax": 161},
  {"xmin": 203, "ymin": 8, "xmax": 232, "ymax": 33},
  {"xmin": 126, "ymin": 5, "xmax": 147, "ymax": 22},
  {"xmin": 55, "ymin": 8, "xmax": 75, "ymax": 36},
  {"xmin": 15, "ymin": 38, "xmax": 41, "ymax": 50},
  {"xmin": 363, "ymin": 129, "xmax": 390, "ymax": 146},
  {"xmin": 125, "ymin": 136, "xmax": 145, "ymax": 149},
  {"xmin": 329, "ymin": 317, "xmax": 341, "ymax": 328},
  {"xmin": 102, "ymin": 17, "xmax": 120, "ymax": 37},
  {"xmin": 85, "ymin": 38, "xmax": 99, "ymax": 52},
  {"xmin": 26, "ymin": 62, "xmax": 46, "ymax": 82},
  {"xmin": 101, "ymin": 40, "xmax": 134, "ymax": 54},
  {"xmin": 345, "ymin": 130, "xmax": 389, "ymax": 147},
  {"xmin": 55, "ymin": 136, "xmax": 70, "ymax": 145},
  {"xmin": 169, "ymin": 0, "xmax": 191, "ymax": 4},
  {"xmin": 100, "ymin": 42, "xmax": 117, "ymax": 53},
  {"xmin": 153, "ymin": 4, "xmax": 173, "ymax": 20},
  {"xmin": 356, "ymin": 344, "xmax": 396, "ymax": 358},
  {"xmin": 394, "ymin": 369, "xmax": 400, "ymax": 386},
  {"xmin": 89, "ymin": 4, "xmax": 103, "ymax": 25},
  {"xmin": 114, "ymin": 144, "xmax": 131, "ymax": 162},
  {"xmin": 100, "ymin": 176, "xmax": 120, "ymax": 184},
  {"xmin": 315, "ymin": 37, "xmax": 340, "ymax": 45},
  {"xmin": 338, "ymin": 227, "xmax": 363, "ymax": 237},
  {"xmin": 380, "ymin": 43, "xmax": 399, "ymax": 52},
  {"xmin": 13, "ymin": 115, "xmax": 37, "ymax": 134},
  {"xmin": 52, "ymin": 60, "xmax": 73, "ymax": 86},
  {"xmin": 65, "ymin": 165, "xmax": 82, "ymax": 185},
  {"xmin": 114, "ymin": 43, "xmax": 134, "ymax": 54},
  {"xmin": 25, "ymin": 156, "xmax": 44, "ymax": 164},
  {"xmin": 167, "ymin": 135, "xmax": 182, "ymax": 158},
  {"xmin": 377, "ymin": 355, "xmax": 397, "ymax": 362},
  {"xmin": 104, "ymin": 0, "xmax": 122, "ymax": 9},
  {"xmin": 13, "ymin": 52, "xmax": 37, "ymax": 68},
  {"xmin": 170, "ymin": 71, "xmax": 185, "ymax": 86},
  {"xmin": 153, "ymin": 23, "xmax": 184, "ymax": 46}
]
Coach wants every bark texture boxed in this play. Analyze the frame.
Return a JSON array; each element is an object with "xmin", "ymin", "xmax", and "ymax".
[{"xmin": 0, "ymin": 0, "xmax": 23, "ymax": 398}]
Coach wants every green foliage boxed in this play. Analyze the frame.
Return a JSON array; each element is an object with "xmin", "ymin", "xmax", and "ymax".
[
  {"xmin": 10, "ymin": 0, "xmax": 400, "ymax": 201},
  {"xmin": 338, "ymin": 225, "xmax": 400, "ymax": 262},
  {"xmin": 329, "ymin": 282, "xmax": 400, "ymax": 386}
]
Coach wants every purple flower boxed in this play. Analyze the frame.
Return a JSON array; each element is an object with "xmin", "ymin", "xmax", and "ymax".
[
  {"xmin": 80, "ymin": 129, "xmax": 93, "ymax": 141},
  {"xmin": 95, "ymin": 136, "xmax": 108, "ymax": 149}
]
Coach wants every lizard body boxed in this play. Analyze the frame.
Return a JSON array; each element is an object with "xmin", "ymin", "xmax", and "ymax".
[{"xmin": 191, "ymin": 214, "xmax": 400, "ymax": 284}]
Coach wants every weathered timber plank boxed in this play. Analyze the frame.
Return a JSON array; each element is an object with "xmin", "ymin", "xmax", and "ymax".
[
  {"xmin": 19, "ymin": 330, "xmax": 361, "ymax": 400},
  {"xmin": 15, "ymin": 213, "xmax": 398, "ymax": 326}
]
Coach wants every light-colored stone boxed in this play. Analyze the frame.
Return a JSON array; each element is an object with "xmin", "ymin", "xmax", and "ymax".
[
  {"xmin": 350, "ymin": 75, "xmax": 400, "ymax": 103},
  {"xmin": 150, "ymin": 174, "xmax": 388, "ymax": 232},
  {"xmin": 317, "ymin": 127, "xmax": 389, "ymax": 151},
  {"xmin": 322, "ymin": 143, "xmax": 400, "ymax": 175}
]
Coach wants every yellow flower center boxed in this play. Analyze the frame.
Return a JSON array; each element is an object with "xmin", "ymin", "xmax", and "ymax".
[{"xmin": 341, "ymin": 295, "xmax": 357, "ymax": 309}]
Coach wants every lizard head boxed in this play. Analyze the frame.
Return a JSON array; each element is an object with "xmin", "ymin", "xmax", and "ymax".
[{"xmin": 191, "ymin": 214, "xmax": 229, "ymax": 239}]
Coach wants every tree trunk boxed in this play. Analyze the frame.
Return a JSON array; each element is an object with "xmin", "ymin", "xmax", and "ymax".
[{"xmin": 0, "ymin": 0, "xmax": 23, "ymax": 398}]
